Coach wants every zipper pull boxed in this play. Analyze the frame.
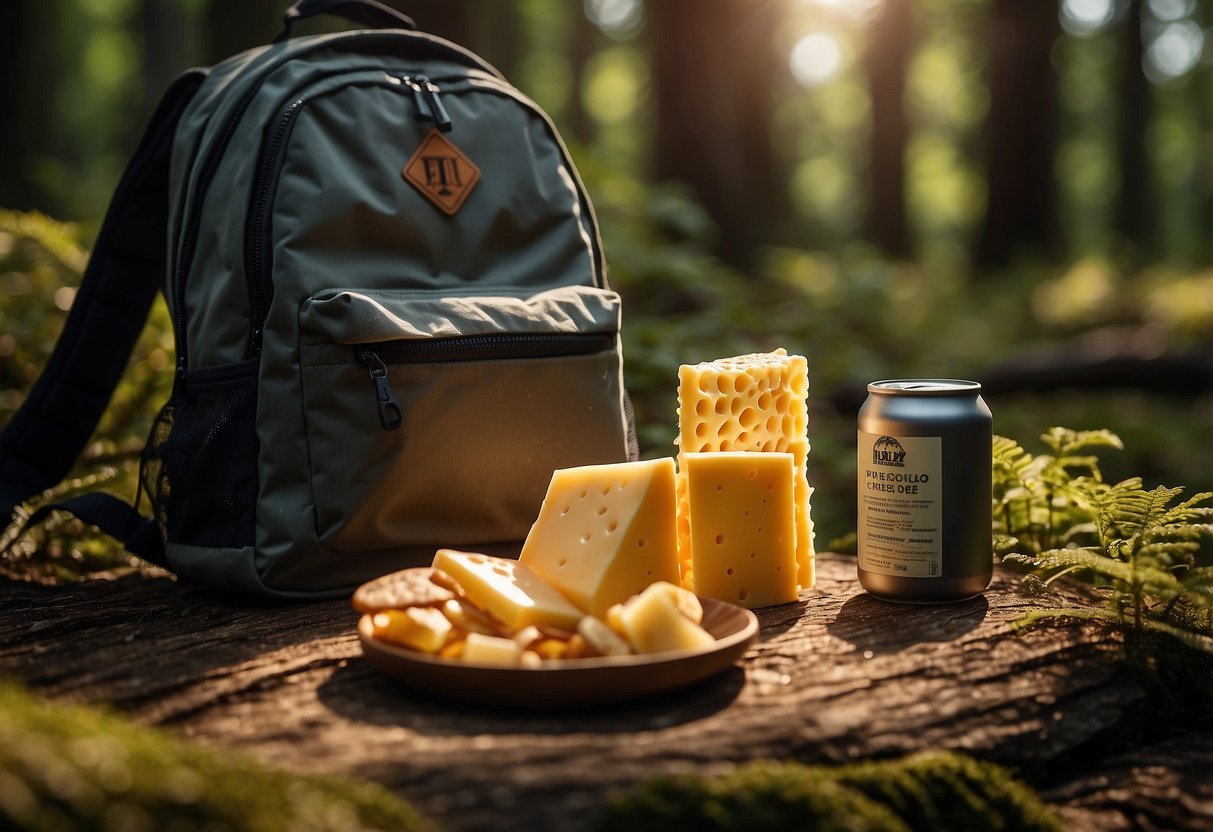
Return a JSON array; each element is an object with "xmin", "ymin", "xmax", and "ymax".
[
  {"xmin": 401, "ymin": 75, "xmax": 433, "ymax": 122},
  {"xmin": 362, "ymin": 350, "xmax": 402, "ymax": 431},
  {"xmin": 415, "ymin": 75, "xmax": 452, "ymax": 132}
]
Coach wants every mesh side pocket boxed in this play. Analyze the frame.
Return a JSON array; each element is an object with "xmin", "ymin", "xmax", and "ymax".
[{"xmin": 140, "ymin": 361, "xmax": 259, "ymax": 549}]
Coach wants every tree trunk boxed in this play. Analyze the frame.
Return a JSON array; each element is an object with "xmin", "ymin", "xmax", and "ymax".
[
  {"xmin": 649, "ymin": 0, "xmax": 787, "ymax": 268},
  {"xmin": 2, "ymin": 553, "xmax": 1209, "ymax": 832},
  {"xmin": 864, "ymin": 0, "xmax": 913, "ymax": 258},
  {"xmin": 141, "ymin": 0, "xmax": 197, "ymax": 124},
  {"xmin": 0, "ymin": 1, "xmax": 62, "ymax": 213},
  {"xmin": 1116, "ymin": 0, "xmax": 1151, "ymax": 258},
  {"xmin": 201, "ymin": 0, "xmax": 284, "ymax": 64},
  {"xmin": 976, "ymin": 0, "xmax": 1061, "ymax": 267}
]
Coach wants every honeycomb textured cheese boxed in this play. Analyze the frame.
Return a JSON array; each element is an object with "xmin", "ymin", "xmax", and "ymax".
[
  {"xmin": 684, "ymin": 452, "xmax": 799, "ymax": 608},
  {"xmin": 519, "ymin": 458, "xmax": 680, "ymax": 617},
  {"xmin": 431, "ymin": 549, "xmax": 583, "ymax": 632},
  {"xmin": 676, "ymin": 349, "xmax": 815, "ymax": 591}
]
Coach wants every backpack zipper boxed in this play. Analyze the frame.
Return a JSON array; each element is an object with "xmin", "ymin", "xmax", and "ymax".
[
  {"xmin": 401, "ymin": 74, "xmax": 451, "ymax": 131},
  {"xmin": 240, "ymin": 71, "xmax": 607, "ymax": 366},
  {"xmin": 356, "ymin": 331, "xmax": 615, "ymax": 431},
  {"xmin": 170, "ymin": 32, "xmax": 500, "ymax": 380}
]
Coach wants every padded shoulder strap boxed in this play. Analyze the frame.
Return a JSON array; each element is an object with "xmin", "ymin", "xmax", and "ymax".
[{"xmin": 0, "ymin": 69, "xmax": 207, "ymax": 519}]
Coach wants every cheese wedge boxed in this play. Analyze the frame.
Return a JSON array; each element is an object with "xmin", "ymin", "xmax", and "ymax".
[
  {"xmin": 684, "ymin": 451, "xmax": 799, "ymax": 609},
  {"xmin": 519, "ymin": 458, "xmax": 680, "ymax": 617},
  {"xmin": 431, "ymin": 549, "xmax": 583, "ymax": 632},
  {"xmin": 676, "ymin": 349, "xmax": 815, "ymax": 591}
]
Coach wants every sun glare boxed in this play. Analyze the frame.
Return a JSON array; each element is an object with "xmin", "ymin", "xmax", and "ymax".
[{"xmin": 790, "ymin": 32, "xmax": 843, "ymax": 87}]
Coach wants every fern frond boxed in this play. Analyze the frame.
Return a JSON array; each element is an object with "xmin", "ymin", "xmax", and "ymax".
[
  {"xmin": 1011, "ymin": 606, "xmax": 1121, "ymax": 632},
  {"xmin": 1158, "ymin": 491, "xmax": 1213, "ymax": 526},
  {"xmin": 1041, "ymin": 427, "xmax": 1123, "ymax": 457},
  {"xmin": 1142, "ymin": 619, "xmax": 1213, "ymax": 654},
  {"xmin": 0, "ymin": 209, "xmax": 88, "ymax": 275}
]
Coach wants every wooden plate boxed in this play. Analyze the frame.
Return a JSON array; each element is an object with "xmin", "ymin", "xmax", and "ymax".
[{"xmin": 357, "ymin": 597, "xmax": 759, "ymax": 707}]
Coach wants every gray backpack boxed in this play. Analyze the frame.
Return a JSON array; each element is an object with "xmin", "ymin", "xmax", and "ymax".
[{"xmin": 0, "ymin": 0, "xmax": 636, "ymax": 597}]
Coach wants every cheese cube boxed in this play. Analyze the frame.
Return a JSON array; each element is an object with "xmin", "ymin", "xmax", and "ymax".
[
  {"xmin": 461, "ymin": 633, "xmax": 522, "ymax": 666},
  {"xmin": 617, "ymin": 581, "xmax": 715, "ymax": 653},
  {"xmin": 371, "ymin": 607, "xmax": 452, "ymax": 654},
  {"xmin": 431, "ymin": 549, "xmax": 583, "ymax": 632},
  {"xmin": 676, "ymin": 349, "xmax": 816, "ymax": 591},
  {"xmin": 519, "ymin": 458, "xmax": 680, "ymax": 617},
  {"xmin": 684, "ymin": 451, "xmax": 799, "ymax": 609}
]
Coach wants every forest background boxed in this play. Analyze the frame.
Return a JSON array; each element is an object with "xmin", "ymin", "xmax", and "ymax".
[{"xmin": 1, "ymin": 0, "xmax": 1212, "ymax": 573}]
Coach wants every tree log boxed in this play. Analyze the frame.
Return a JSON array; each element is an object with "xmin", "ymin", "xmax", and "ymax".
[{"xmin": 0, "ymin": 553, "xmax": 1205, "ymax": 831}]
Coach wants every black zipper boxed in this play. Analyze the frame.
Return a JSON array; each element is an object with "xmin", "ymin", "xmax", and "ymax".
[
  {"xmin": 355, "ymin": 331, "xmax": 615, "ymax": 431},
  {"xmin": 245, "ymin": 96, "xmax": 306, "ymax": 357},
  {"xmin": 243, "ymin": 72, "xmax": 453, "ymax": 361}
]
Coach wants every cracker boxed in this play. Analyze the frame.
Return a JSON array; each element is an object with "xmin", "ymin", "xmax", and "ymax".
[{"xmin": 352, "ymin": 567, "xmax": 464, "ymax": 613}]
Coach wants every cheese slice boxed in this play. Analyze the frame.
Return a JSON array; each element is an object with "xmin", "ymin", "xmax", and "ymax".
[
  {"xmin": 519, "ymin": 457, "xmax": 680, "ymax": 617},
  {"xmin": 676, "ymin": 349, "xmax": 815, "ymax": 591},
  {"xmin": 684, "ymin": 451, "xmax": 799, "ymax": 609},
  {"xmin": 431, "ymin": 549, "xmax": 583, "ymax": 632}
]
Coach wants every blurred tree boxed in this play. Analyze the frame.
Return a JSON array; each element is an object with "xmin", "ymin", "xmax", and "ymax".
[
  {"xmin": 140, "ymin": 0, "xmax": 195, "ymax": 123},
  {"xmin": 0, "ymin": 1, "xmax": 62, "ymax": 214},
  {"xmin": 202, "ymin": 0, "xmax": 282, "ymax": 63},
  {"xmin": 1116, "ymin": 0, "xmax": 1150, "ymax": 257},
  {"xmin": 976, "ymin": 0, "xmax": 1061, "ymax": 266},
  {"xmin": 648, "ymin": 0, "xmax": 789, "ymax": 268},
  {"xmin": 865, "ymin": 0, "xmax": 913, "ymax": 258},
  {"xmin": 392, "ymin": 0, "xmax": 522, "ymax": 80}
]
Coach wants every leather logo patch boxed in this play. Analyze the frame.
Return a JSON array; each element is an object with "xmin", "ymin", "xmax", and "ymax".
[{"xmin": 403, "ymin": 129, "xmax": 480, "ymax": 215}]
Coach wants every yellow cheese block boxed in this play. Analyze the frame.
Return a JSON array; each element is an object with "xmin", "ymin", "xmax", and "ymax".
[
  {"xmin": 683, "ymin": 451, "xmax": 799, "ymax": 609},
  {"xmin": 676, "ymin": 349, "xmax": 816, "ymax": 591},
  {"xmin": 371, "ymin": 607, "xmax": 453, "ymax": 654},
  {"xmin": 461, "ymin": 633, "xmax": 523, "ymax": 666},
  {"xmin": 431, "ymin": 549, "xmax": 584, "ymax": 632},
  {"xmin": 617, "ymin": 581, "xmax": 715, "ymax": 653},
  {"xmin": 519, "ymin": 457, "xmax": 680, "ymax": 617}
]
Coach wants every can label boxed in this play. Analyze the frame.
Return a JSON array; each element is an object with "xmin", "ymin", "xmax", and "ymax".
[{"xmin": 857, "ymin": 431, "xmax": 943, "ymax": 578}]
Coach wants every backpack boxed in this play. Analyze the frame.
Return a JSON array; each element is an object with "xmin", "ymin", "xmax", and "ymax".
[{"xmin": 0, "ymin": 0, "xmax": 637, "ymax": 598}]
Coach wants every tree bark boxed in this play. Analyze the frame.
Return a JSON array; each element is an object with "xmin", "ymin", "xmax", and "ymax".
[
  {"xmin": 2, "ymin": 553, "xmax": 1208, "ymax": 832},
  {"xmin": 976, "ymin": 0, "xmax": 1062, "ymax": 267}
]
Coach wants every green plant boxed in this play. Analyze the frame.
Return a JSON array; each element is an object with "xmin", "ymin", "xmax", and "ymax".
[
  {"xmin": 0, "ymin": 680, "xmax": 431, "ymax": 831},
  {"xmin": 0, "ymin": 210, "xmax": 174, "ymax": 581},
  {"xmin": 995, "ymin": 427, "xmax": 1213, "ymax": 655},
  {"xmin": 594, "ymin": 750, "xmax": 1061, "ymax": 832}
]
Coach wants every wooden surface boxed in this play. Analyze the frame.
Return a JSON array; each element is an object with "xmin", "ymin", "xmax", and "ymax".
[{"xmin": 2, "ymin": 553, "xmax": 1210, "ymax": 831}]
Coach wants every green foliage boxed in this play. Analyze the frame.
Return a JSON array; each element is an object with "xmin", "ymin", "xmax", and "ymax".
[
  {"xmin": 0, "ymin": 680, "xmax": 431, "ymax": 832},
  {"xmin": 595, "ymin": 750, "xmax": 1061, "ymax": 832},
  {"xmin": 996, "ymin": 428, "xmax": 1213, "ymax": 655},
  {"xmin": 0, "ymin": 210, "xmax": 174, "ymax": 581}
]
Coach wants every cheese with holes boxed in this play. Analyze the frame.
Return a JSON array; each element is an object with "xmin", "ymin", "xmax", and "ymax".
[
  {"xmin": 431, "ymin": 549, "xmax": 583, "ymax": 631},
  {"xmin": 683, "ymin": 451, "xmax": 798, "ymax": 609},
  {"xmin": 616, "ymin": 581, "xmax": 715, "ymax": 653},
  {"xmin": 519, "ymin": 458, "xmax": 680, "ymax": 617},
  {"xmin": 676, "ymin": 349, "xmax": 815, "ymax": 591}
]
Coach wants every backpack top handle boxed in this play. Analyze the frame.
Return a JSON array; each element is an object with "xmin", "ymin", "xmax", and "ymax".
[{"xmin": 275, "ymin": 0, "xmax": 416, "ymax": 42}]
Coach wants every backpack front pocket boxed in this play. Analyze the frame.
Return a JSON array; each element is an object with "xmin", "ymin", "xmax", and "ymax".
[{"xmin": 297, "ymin": 285, "xmax": 630, "ymax": 553}]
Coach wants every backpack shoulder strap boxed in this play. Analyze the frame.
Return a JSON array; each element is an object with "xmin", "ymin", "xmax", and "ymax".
[{"xmin": 0, "ymin": 69, "xmax": 207, "ymax": 521}]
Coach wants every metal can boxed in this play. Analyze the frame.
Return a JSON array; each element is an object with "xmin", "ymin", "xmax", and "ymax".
[{"xmin": 857, "ymin": 379, "xmax": 992, "ymax": 603}]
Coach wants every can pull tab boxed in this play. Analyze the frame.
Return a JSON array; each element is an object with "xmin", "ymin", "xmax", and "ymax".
[{"xmin": 361, "ymin": 350, "xmax": 402, "ymax": 431}]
